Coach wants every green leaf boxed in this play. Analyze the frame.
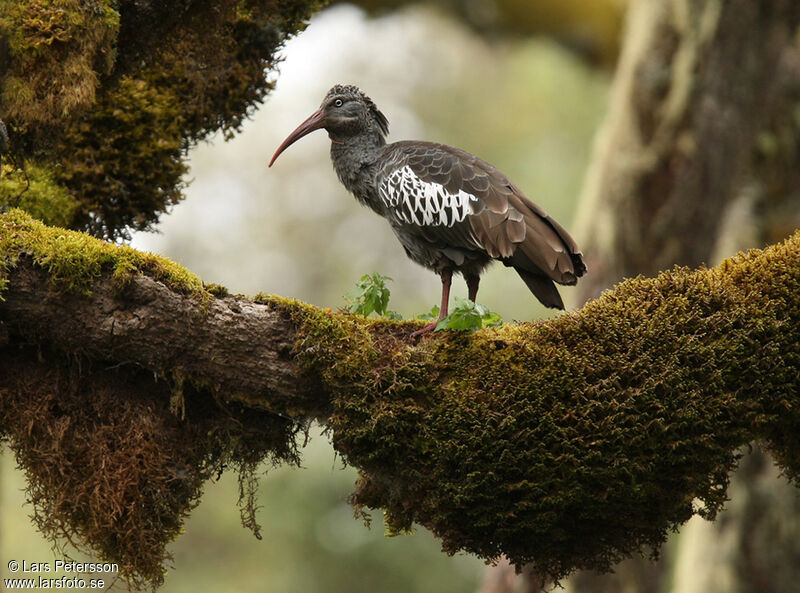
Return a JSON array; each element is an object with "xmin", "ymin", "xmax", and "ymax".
[
  {"xmin": 433, "ymin": 298, "xmax": 503, "ymax": 332},
  {"xmin": 481, "ymin": 311, "xmax": 503, "ymax": 327},
  {"xmin": 416, "ymin": 305, "xmax": 440, "ymax": 321},
  {"xmin": 344, "ymin": 273, "xmax": 394, "ymax": 317}
]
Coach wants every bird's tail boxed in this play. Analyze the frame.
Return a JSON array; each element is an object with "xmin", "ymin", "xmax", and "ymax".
[{"xmin": 513, "ymin": 268, "xmax": 565, "ymax": 310}]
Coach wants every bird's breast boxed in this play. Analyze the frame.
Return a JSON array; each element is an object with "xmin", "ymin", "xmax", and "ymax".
[{"xmin": 330, "ymin": 149, "xmax": 386, "ymax": 215}]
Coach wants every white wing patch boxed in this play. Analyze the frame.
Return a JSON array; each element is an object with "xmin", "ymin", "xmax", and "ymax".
[{"xmin": 379, "ymin": 165, "xmax": 479, "ymax": 227}]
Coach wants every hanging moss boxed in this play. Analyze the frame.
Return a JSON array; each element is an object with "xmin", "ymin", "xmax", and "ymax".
[
  {"xmin": 0, "ymin": 0, "xmax": 120, "ymax": 129},
  {"xmin": 278, "ymin": 232, "xmax": 800, "ymax": 581},
  {"xmin": 0, "ymin": 347, "xmax": 305, "ymax": 590}
]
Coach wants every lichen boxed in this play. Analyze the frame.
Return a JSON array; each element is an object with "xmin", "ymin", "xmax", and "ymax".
[{"xmin": 273, "ymin": 232, "xmax": 800, "ymax": 581}]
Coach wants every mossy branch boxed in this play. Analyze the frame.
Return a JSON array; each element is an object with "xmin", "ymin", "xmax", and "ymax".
[
  {"xmin": 0, "ymin": 0, "xmax": 328, "ymax": 239},
  {"xmin": 1, "ymin": 209, "xmax": 799, "ymax": 587}
]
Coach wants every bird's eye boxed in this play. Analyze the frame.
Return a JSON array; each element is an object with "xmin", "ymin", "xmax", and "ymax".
[{"xmin": 333, "ymin": 99, "xmax": 343, "ymax": 107}]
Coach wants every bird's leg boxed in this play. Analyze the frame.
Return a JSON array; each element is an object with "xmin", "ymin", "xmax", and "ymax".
[
  {"xmin": 412, "ymin": 270, "xmax": 452, "ymax": 336},
  {"xmin": 438, "ymin": 269, "xmax": 453, "ymax": 317},
  {"xmin": 466, "ymin": 274, "xmax": 480, "ymax": 303}
]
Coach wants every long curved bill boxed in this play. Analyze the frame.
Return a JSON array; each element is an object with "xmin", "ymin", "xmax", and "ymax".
[{"xmin": 268, "ymin": 108, "xmax": 326, "ymax": 167}]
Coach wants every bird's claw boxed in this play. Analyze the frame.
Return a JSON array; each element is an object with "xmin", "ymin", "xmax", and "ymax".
[{"xmin": 411, "ymin": 319, "xmax": 441, "ymax": 337}]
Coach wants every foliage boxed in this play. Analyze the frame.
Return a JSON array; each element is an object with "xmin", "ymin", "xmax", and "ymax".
[
  {"xmin": 347, "ymin": 274, "xmax": 502, "ymax": 329},
  {"xmin": 345, "ymin": 272, "xmax": 395, "ymax": 317},
  {"xmin": 426, "ymin": 298, "xmax": 503, "ymax": 331}
]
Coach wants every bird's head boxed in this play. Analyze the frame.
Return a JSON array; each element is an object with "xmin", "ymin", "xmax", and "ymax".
[{"xmin": 269, "ymin": 85, "xmax": 389, "ymax": 167}]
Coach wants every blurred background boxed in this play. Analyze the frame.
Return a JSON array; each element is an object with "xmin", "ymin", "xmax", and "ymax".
[{"xmin": 2, "ymin": 0, "xmax": 799, "ymax": 592}]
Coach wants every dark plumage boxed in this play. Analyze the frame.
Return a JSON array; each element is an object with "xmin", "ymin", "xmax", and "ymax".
[{"xmin": 270, "ymin": 85, "xmax": 586, "ymax": 334}]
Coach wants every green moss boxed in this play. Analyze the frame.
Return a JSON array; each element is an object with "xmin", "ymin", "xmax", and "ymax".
[
  {"xmin": 204, "ymin": 283, "xmax": 230, "ymax": 298},
  {"xmin": 0, "ymin": 0, "xmax": 119, "ymax": 126},
  {"xmin": 276, "ymin": 233, "xmax": 800, "ymax": 582},
  {"xmin": 54, "ymin": 75, "xmax": 187, "ymax": 239},
  {"xmin": 0, "ymin": 208, "xmax": 205, "ymax": 296},
  {"xmin": 0, "ymin": 162, "xmax": 80, "ymax": 228}
]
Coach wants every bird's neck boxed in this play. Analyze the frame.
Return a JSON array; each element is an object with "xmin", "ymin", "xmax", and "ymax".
[{"xmin": 329, "ymin": 132, "xmax": 386, "ymax": 211}]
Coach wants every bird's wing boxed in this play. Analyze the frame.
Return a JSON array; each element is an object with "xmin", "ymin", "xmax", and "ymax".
[{"xmin": 378, "ymin": 141, "xmax": 586, "ymax": 284}]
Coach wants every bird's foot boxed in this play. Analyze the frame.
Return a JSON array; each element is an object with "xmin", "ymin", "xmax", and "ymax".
[{"xmin": 410, "ymin": 319, "xmax": 440, "ymax": 337}]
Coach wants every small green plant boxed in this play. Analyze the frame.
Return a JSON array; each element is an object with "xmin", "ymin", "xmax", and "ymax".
[
  {"xmin": 346, "ymin": 273, "xmax": 502, "ymax": 330},
  {"xmin": 345, "ymin": 273, "xmax": 400, "ymax": 318},
  {"xmin": 417, "ymin": 299, "xmax": 503, "ymax": 332},
  {"xmin": 436, "ymin": 298, "xmax": 502, "ymax": 332},
  {"xmin": 416, "ymin": 306, "xmax": 440, "ymax": 322}
]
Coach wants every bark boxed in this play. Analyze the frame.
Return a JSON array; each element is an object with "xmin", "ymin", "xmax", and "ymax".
[{"xmin": 1, "ymin": 262, "xmax": 321, "ymax": 415}]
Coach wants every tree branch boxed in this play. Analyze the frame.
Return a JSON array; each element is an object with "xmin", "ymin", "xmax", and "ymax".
[
  {"xmin": 1, "ymin": 209, "xmax": 799, "ymax": 586},
  {"xmin": 2, "ymin": 260, "xmax": 321, "ymax": 415}
]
